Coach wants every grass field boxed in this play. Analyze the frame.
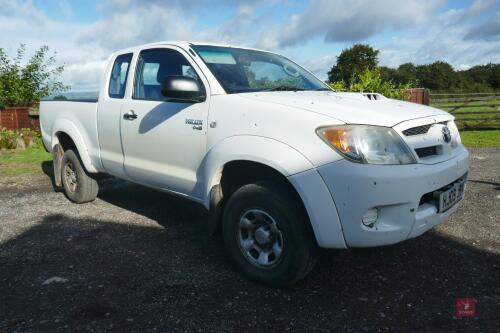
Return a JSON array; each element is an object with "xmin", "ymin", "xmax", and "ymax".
[
  {"xmin": 461, "ymin": 130, "xmax": 500, "ymax": 148},
  {"xmin": 0, "ymin": 146, "xmax": 51, "ymax": 177}
]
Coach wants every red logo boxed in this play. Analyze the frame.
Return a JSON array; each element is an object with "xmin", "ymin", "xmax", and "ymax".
[{"xmin": 456, "ymin": 297, "xmax": 476, "ymax": 317}]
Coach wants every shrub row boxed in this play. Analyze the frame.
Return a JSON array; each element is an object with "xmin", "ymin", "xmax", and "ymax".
[{"xmin": 0, "ymin": 127, "xmax": 42, "ymax": 150}]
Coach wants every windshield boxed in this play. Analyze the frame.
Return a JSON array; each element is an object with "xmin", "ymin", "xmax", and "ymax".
[{"xmin": 192, "ymin": 45, "xmax": 330, "ymax": 94}]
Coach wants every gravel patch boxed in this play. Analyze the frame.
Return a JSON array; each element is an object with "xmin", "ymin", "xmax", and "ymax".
[{"xmin": 0, "ymin": 148, "xmax": 498, "ymax": 332}]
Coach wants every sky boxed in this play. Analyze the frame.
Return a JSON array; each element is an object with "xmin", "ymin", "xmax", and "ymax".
[{"xmin": 1, "ymin": 0, "xmax": 499, "ymax": 91}]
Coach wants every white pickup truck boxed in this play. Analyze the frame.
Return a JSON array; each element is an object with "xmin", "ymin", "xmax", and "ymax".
[{"xmin": 40, "ymin": 41, "xmax": 469, "ymax": 286}]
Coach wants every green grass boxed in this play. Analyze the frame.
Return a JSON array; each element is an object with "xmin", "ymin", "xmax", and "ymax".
[
  {"xmin": 460, "ymin": 130, "xmax": 500, "ymax": 148},
  {"xmin": 0, "ymin": 145, "xmax": 51, "ymax": 177}
]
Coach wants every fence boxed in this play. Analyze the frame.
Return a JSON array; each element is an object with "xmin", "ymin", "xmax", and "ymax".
[
  {"xmin": 0, "ymin": 107, "xmax": 40, "ymax": 130},
  {"xmin": 430, "ymin": 92, "xmax": 500, "ymax": 130}
]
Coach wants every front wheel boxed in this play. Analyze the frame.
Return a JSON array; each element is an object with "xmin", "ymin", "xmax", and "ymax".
[
  {"xmin": 222, "ymin": 181, "xmax": 317, "ymax": 287},
  {"xmin": 61, "ymin": 149, "xmax": 98, "ymax": 203}
]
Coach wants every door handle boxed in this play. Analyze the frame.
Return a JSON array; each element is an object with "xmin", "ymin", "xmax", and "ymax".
[{"xmin": 123, "ymin": 110, "xmax": 138, "ymax": 120}]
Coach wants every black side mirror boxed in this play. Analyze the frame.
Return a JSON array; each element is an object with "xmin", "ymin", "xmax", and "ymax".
[{"xmin": 161, "ymin": 76, "xmax": 206, "ymax": 103}]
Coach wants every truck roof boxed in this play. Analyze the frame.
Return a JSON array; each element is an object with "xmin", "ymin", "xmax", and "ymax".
[{"xmin": 111, "ymin": 41, "xmax": 272, "ymax": 57}]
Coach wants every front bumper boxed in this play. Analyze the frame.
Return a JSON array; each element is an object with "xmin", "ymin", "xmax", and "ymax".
[
  {"xmin": 316, "ymin": 147, "xmax": 469, "ymax": 247},
  {"xmin": 289, "ymin": 147, "xmax": 469, "ymax": 248}
]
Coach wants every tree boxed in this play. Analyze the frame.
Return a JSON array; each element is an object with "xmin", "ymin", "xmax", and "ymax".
[
  {"xmin": 416, "ymin": 61, "xmax": 455, "ymax": 91},
  {"xmin": 330, "ymin": 68, "xmax": 411, "ymax": 99},
  {"xmin": 379, "ymin": 66, "xmax": 397, "ymax": 83},
  {"xmin": 328, "ymin": 44, "xmax": 379, "ymax": 85},
  {"xmin": 466, "ymin": 63, "xmax": 500, "ymax": 90},
  {"xmin": 396, "ymin": 63, "xmax": 418, "ymax": 84},
  {"xmin": 0, "ymin": 44, "xmax": 69, "ymax": 107}
]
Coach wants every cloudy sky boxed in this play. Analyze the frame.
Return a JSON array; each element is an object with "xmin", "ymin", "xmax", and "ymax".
[{"xmin": 1, "ymin": 0, "xmax": 499, "ymax": 91}]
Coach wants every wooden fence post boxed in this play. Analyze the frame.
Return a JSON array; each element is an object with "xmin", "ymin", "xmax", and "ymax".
[{"xmin": 405, "ymin": 88, "xmax": 430, "ymax": 105}]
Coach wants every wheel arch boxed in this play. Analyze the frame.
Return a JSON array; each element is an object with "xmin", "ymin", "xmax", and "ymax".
[
  {"xmin": 50, "ymin": 119, "xmax": 97, "ymax": 173},
  {"xmin": 199, "ymin": 135, "xmax": 316, "ymax": 239}
]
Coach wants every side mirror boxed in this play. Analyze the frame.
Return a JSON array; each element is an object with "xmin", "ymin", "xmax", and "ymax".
[{"xmin": 161, "ymin": 76, "xmax": 206, "ymax": 103}]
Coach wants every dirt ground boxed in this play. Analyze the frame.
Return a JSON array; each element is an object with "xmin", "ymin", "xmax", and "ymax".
[{"xmin": 0, "ymin": 148, "xmax": 498, "ymax": 332}]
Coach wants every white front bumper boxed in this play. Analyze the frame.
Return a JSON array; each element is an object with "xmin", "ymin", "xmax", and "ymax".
[{"xmin": 290, "ymin": 147, "xmax": 469, "ymax": 248}]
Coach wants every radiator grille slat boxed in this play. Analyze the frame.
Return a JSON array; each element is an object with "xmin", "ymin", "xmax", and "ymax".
[
  {"xmin": 402, "ymin": 121, "xmax": 448, "ymax": 137},
  {"xmin": 402, "ymin": 124, "xmax": 432, "ymax": 136}
]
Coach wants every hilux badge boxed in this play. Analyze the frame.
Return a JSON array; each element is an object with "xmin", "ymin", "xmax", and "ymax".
[
  {"xmin": 186, "ymin": 119, "xmax": 203, "ymax": 130},
  {"xmin": 442, "ymin": 126, "xmax": 451, "ymax": 143}
]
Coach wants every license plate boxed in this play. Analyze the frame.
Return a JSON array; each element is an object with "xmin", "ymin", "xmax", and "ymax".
[{"xmin": 437, "ymin": 180, "xmax": 465, "ymax": 213}]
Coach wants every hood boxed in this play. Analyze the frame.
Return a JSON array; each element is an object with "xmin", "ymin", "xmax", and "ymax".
[{"xmin": 238, "ymin": 91, "xmax": 449, "ymax": 127}]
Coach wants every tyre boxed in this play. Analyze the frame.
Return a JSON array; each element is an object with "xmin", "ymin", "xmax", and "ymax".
[
  {"xmin": 61, "ymin": 149, "xmax": 98, "ymax": 203},
  {"xmin": 222, "ymin": 181, "xmax": 317, "ymax": 287}
]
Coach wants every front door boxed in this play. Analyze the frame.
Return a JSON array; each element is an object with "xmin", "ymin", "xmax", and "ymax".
[{"xmin": 120, "ymin": 47, "xmax": 210, "ymax": 197}]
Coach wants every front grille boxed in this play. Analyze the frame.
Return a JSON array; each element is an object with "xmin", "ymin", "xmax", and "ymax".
[
  {"xmin": 402, "ymin": 124, "xmax": 432, "ymax": 136},
  {"xmin": 415, "ymin": 146, "xmax": 438, "ymax": 158},
  {"xmin": 402, "ymin": 121, "xmax": 449, "ymax": 137}
]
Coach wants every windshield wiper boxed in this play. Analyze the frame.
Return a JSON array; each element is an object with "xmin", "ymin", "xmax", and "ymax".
[{"xmin": 264, "ymin": 86, "xmax": 306, "ymax": 92}]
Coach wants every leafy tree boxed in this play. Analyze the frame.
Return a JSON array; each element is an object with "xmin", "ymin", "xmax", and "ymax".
[
  {"xmin": 327, "ymin": 43, "xmax": 499, "ymax": 93},
  {"xmin": 0, "ymin": 44, "xmax": 69, "ymax": 107},
  {"xmin": 330, "ymin": 68, "xmax": 412, "ymax": 99},
  {"xmin": 396, "ymin": 63, "xmax": 418, "ymax": 84},
  {"xmin": 379, "ymin": 66, "xmax": 398, "ymax": 83},
  {"xmin": 416, "ymin": 61, "xmax": 455, "ymax": 91},
  {"xmin": 328, "ymin": 44, "xmax": 379, "ymax": 86},
  {"xmin": 466, "ymin": 63, "xmax": 500, "ymax": 90},
  {"xmin": 379, "ymin": 61, "xmax": 500, "ymax": 93}
]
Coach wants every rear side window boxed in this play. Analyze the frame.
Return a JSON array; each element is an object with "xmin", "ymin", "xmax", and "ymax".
[
  {"xmin": 108, "ymin": 53, "xmax": 133, "ymax": 99},
  {"xmin": 133, "ymin": 48, "xmax": 200, "ymax": 101}
]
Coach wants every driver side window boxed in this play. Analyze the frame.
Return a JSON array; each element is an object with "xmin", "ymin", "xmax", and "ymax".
[{"xmin": 133, "ymin": 48, "xmax": 200, "ymax": 101}]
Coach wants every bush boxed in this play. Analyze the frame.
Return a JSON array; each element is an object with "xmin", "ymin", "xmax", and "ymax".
[
  {"xmin": 0, "ymin": 127, "xmax": 42, "ymax": 150},
  {"xmin": 0, "ymin": 128, "xmax": 17, "ymax": 149},
  {"xmin": 330, "ymin": 68, "xmax": 413, "ymax": 99}
]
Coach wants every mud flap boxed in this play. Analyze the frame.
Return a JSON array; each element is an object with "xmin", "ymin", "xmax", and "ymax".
[
  {"xmin": 51, "ymin": 144, "xmax": 64, "ymax": 187},
  {"xmin": 207, "ymin": 184, "xmax": 224, "ymax": 235}
]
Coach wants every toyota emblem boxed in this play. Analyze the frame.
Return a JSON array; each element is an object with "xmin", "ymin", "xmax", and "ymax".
[{"xmin": 442, "ymin": 126, "xmax": 452, "ymax": 143}]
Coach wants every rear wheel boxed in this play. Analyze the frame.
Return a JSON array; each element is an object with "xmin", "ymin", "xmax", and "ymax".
[
  {"xmin": 222, "ymin": 181, "xmax": 317, "ymax": 287},
  {"xmin": 61, "ymin": 149, "xmax": 98, "ymax": 203}
]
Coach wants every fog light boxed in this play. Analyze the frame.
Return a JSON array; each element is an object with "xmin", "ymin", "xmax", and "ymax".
[{"xmin": 362, "ymin": 208, "xmax": 378, "ymax": 228}]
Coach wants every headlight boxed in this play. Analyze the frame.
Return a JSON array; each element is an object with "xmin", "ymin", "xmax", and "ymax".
[
  {"xmin": 316, "ymin": 125, "xmax": 417, "ymax": 165},
  {"xmin": 447, "ymin": 120, "xmax": 461, "ymax": 147}
]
